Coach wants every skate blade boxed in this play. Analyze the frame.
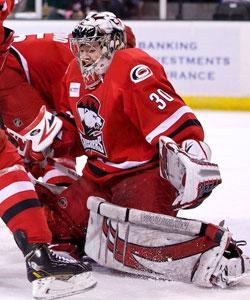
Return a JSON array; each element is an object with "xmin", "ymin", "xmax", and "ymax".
[{"xmin": 32, "ymin": 271, "xmax": 97, "ymax": 300}]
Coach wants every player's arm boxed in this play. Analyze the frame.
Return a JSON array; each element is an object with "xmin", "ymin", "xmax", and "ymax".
[
  {"xmin": 123, "ymin": 54, "xmax": 204, "ymax": 146},
  {"xmin": 54, "ymin": 72, "xmax": 84, "ymax": 158},
  {"xmin": 124, "ymin": 56, "xmax": 220, "ymax": 209},
  {"xmin": 0, "ymin": 0, "xmax": 15, "ymax": 22},
  {"xmin": 6, "ymin": 76, "xmax": 84, "ymax": 162}
]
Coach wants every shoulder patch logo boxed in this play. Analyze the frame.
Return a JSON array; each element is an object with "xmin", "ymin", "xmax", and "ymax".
[
  {"xmin": 69, "ymin": 82, "xmax": 81, "ymax": 97},
  {"xmin": 130, "ymin": 64, "xmax": 153, "ymax": 83}
]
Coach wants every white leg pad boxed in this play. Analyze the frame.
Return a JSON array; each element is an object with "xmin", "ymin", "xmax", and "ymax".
[
  {"xmin": 85, "ymin": 208, "xmax": 200, "ymax": 283},
  {"xmin": 85, "ymin": 197, "xmax": 230, "ymax": 284}
]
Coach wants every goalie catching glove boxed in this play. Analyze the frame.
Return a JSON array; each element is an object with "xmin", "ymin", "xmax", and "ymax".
[{"xmin": 159, "ymin": 136, "xmax": 222, "ymax": 210}]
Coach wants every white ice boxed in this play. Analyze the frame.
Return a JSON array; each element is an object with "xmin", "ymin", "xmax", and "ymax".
[{"xmin": 1, "ymin": 110, "xmax": 250, "ymax": 300}]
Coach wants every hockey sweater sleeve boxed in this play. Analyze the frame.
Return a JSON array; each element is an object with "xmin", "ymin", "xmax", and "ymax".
[
  {"xmin": 0, "ymin": 0, "xmax": 15, "ymax": 23},
  {"xmin": 119, "ymin": 50, "xmax": 204, "ymax": 148},
  {"xmin": 56, "ymin": 75, "xmax": 85, "ymax": 158},
  {"xmin": 0, "ymin": 1, "xmax": 14, "ymax": 71}
]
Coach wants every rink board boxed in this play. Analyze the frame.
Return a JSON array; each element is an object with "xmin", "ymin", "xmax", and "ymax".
[
  {"xmin": 4, "ymin": 19, "xmax": 250, "ymax": 111},
  {"xmin": 184, "ymin": 96, "xmax": 250, "ymax": 111}
]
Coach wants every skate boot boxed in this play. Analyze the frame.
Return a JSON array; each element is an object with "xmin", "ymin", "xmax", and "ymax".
[
  {"xmin": 211, "ymin": 239, "xmax": 250, "ymax": 288},
  {"xmin": 14, "ymin": 230, "xmax": 96, "ymax": 300}
]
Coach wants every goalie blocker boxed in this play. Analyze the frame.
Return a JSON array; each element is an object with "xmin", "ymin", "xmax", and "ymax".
[
  {"xmin": 159, "ymin": 136, "xmax": 222, "ymax": 210},
  {"xmin": 85, "ymin": 197, "xmax": 250, "ymax": 288}
]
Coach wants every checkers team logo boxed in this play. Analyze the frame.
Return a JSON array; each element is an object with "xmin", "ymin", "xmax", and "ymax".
[
  {"xmin": 76, "ymin": 94, "xmax": 107, "ymax": 157},
  {"xmin": 130, "ymin": 64, "xmax": 153, "ymax": 83},
  {"xmin": 58, "ymin": 197, "xmax": 68, "ymax": 209}
]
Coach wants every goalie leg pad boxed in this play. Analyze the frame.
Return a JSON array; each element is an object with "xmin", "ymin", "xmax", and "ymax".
[
  {"xmin": 211, "ymin": 255, "xmax": 250, "ymax": 288},
  {"xmin": 85, "ymin": 197, "xmax": 229, "ymax": 284}
]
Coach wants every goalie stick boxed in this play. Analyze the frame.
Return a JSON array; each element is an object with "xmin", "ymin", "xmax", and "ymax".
[{"xmin": 47, "ymin": 157, "xmax": 80, "ymax": 181}]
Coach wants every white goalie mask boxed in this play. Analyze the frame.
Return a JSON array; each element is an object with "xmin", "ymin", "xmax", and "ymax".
[{"xmin": 70, "ymin": 11, "xmax": 127, "ymax": 90}]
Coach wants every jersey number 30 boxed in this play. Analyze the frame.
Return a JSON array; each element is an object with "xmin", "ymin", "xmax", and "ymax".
[{"xmin": 149, "ymin": 89, "xmax": 174, "ymax": 110}]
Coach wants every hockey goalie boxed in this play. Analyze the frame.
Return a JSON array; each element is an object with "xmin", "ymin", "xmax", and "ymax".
[{"xmin": 4, "ymin": 9, "xmax": 250, "ymax": 291}]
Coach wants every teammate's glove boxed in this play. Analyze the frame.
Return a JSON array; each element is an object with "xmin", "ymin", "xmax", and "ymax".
[
  {"xmin": 159, "ymin": 136, "xmax": 222, "ymax": 210},
  {"xmin": 51, "ymin": 129, "xmax": 75, "ymax": 158},
  {"xmin": 6, "ymin": 105, "xmax": 62, "ymax": 162}
]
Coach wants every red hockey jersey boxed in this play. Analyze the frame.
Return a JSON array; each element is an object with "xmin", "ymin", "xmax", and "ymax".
[
  {"xmin": 60, "ymin": 48, "xmax": 204, "ymax": 184},
  {"xmin": 0, "ymin": 32, "xmax": 74, "ymax": 132},
  {"xmin": 0, "ymin": 32, "xmax": 77, "ymax": 184},
  {"xmin": 9, "ymin": 32, "xmax": 73, "ymax": 110}
]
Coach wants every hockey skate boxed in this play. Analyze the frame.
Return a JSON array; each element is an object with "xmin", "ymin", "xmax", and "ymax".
[
  {"xmin": 14, "ymin": 230, "xmax": 96, "ymax": 300},
  {"xmin": 211, "ymin": 240, "xmax": 250, "ymax": 288},
  {"xmin": 192, "ymin": 236, "xmax": 250, "ymax": 288}
]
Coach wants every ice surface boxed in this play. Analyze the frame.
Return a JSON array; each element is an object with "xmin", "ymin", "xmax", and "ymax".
[{"xmin": 1, "ymin": 110, "xmax": 250, "ymax": 300}]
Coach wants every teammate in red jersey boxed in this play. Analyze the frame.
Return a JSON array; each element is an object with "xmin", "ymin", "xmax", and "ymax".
[
  {"xmin": 0, "ymin": 27, "xmax": 77, "ymax": 185},
  {"xmin": 0, "ymin": 2, "xmax": 96, "ymax": 298},
  {"xmin": 0, "ymin": 2, "xmax": 136, "ymax": 255},
  {"xmin": 0, "ymin": 120, "xmax": 96, "ymax": 299}
]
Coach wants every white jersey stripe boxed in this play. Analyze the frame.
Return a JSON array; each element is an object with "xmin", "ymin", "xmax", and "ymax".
[
  {"xmin": 0, "ymin": 181, "xmax": 35, "ymax": 204},
  {"xmin": 146, "ymin": 106, "xmax": 193, "ymax": 144},
  {"xmin": 97, "ymin": 157, "xmax": 152, "ymax": 170},
  {"xmin": 42, "ymin": 169, "xmax": 66, "ymax": 183},
  {"xmin": 10, "ymin": 46, "xmax": 31, "ymax": 84}
]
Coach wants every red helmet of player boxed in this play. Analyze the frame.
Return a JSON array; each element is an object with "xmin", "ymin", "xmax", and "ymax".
[{"xmin": 125, "ymin": 25, "xmax": 136, "ymax": 48}]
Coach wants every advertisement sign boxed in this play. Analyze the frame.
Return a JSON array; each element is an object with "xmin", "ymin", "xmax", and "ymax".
[{"xmin": 133, "ymin": 22, "xmax": 240, "ymax": 97}]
